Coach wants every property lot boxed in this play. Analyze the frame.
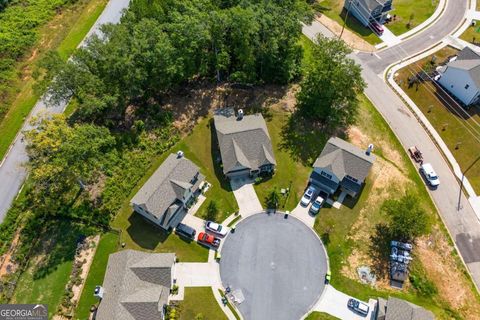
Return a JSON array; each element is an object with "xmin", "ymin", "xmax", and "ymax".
[
  {"xmin": 394, "ymin": 46, "xmax": 480, "ymax": 193},
  {"xmin": 220, "ymin": 213, "xmax": 328, "ymax": 320}
]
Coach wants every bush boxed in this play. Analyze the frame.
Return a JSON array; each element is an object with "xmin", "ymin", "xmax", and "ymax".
[
  {"xmin": 205, "ymin": 201, "xmax": 219, "ymax": 222},
  {"xmin": 409, "ymin": 273, "xmax": 438, "ymax": 297}
]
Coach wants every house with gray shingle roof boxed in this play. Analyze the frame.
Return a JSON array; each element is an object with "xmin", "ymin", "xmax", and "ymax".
[
  {"xmin": 309, "ymin": 137, "xmax": 375, "ymax": 197},
  {"xmin": 344, "ymin": 0, "xmax": 393, "ymax": 27},
  {"xmin": 214, "ymin": 109, "xmax": 276, "ymax": 179},
  {"xmin": 130, "ymin": 152, "xmax": 204, "ymax": 230},
  {"xmin": 438, "ymin": 47, "xmax": 480, "ymax": 106},
  {"xmin": 375, "ymin": 297, "xmax": 434, "ymax": 320},
  {"xmin": 95, "ymin": 250, "xmax": 175, "ymax": 320}
]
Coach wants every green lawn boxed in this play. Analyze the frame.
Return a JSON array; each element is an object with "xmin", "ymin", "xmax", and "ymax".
[
  {"xmin": 0, "ymin": 0, "xmax": 108, "ymax": 160},
  {"xmin": 305, "ymin": 312, "xmax": 339, "ymax": 320},
  {"xmin": 75, "ymin": 232, "xmax": 119, "ymax": 320},
  {"xmin": 395, "ymin": 46, "xmax": 480, "ymax": 193},
  {"xmin": 253, "ymin": 109, "xmax": 315, "ymax": 211},
  {"xmin": 316, "ymin": 0, "xmax": 437, "ymax": 42},
  {"xmin": 179, "ymin": 287, "xmax": 227, "ymax": 320},
  {"xmin": 459, "ymin": 23, "xmax": 480, "ymax": 44}
]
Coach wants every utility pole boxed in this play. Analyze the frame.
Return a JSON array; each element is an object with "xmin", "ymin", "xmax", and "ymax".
[{"xmin": 340, "ymin": 0, "xmax": 352, "ymax": 39}]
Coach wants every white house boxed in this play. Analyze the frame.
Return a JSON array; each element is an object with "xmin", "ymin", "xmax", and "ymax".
[{"xmin": 437, "ymin": 47, "xmax": 480, "ymax": 106}]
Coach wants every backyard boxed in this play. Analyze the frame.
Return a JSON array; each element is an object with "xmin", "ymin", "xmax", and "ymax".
[
  {"xmin": 314, "ymin": 0, "xmax": 437, "ymax": 43},
  {"xmin": 394, "ymin": 46, "xmax": 480, "ymax": 193}
]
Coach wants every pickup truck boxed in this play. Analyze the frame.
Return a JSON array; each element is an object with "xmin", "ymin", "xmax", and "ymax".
[{"xmin": 198, "ymin": 232, "xmax": 221, "ymax": 247}]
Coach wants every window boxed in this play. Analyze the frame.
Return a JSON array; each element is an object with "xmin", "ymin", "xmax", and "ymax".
[
  {"xmin": 321, "ymin": 171, "xmax": 333, "ymax": 180},
  {"xmin": 465, "ymin": 84, "xmax": 470, "ymax": 90},
  {"xmin": 346, "ymin": 175, "xmax": 359, "ymax": 183}
]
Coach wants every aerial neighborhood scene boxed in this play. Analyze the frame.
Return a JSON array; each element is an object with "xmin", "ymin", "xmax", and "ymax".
[{"xmin": 1, "ymin": 0, "xmax": 480, "ymax": 319}]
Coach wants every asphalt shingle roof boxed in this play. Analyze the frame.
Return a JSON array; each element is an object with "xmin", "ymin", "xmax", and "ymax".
[
  {"xmin": 385, "ymin": 297, "xmax": 435, "ymax": 320},
  {"xmin": 313, "ymin": 137, "xmax": 375, "ymax": 182},
  {"xmin": 96, "ymin": 250, "xmax": 175, "ymax": 320},
  {"xmin": 130, "ymin": 153, "xmax": 204, "ymax": 228},
  {"xmin": 444, "ymin": 47, "xmax": 480, "ymax": 88},
  {"xmin": 214, "ymin": 109, "xmax": 276, "ymax": 174}
]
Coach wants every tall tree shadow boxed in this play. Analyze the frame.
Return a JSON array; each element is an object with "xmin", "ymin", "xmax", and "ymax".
[
  {"xmin": 209, "ymin": 118, "xmax": 233, "ymax": 193},
  {"xmin": 369, "ymin": 223, "xmax": 393, "ymax": 279}
]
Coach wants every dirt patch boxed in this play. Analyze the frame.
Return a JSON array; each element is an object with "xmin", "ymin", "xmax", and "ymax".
[
  {"xmin": 0, "ymin": 231, "xmax": 21, "ymax": 278},
  {"xmin": 315, "ymin": 15, "xmax": 376, "ymax": 52},
  {"xmin": 417, "ymin": 232, "xmax": 480, "ymax": 318}
]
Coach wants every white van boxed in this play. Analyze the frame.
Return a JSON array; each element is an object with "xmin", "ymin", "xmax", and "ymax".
[{"xmin": 420, "ymin": 163, "xmax": 440, "ymax": 187}]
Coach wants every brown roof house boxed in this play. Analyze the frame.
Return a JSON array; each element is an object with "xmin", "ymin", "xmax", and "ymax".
[
  {"xmin": 130, "ymin": 152, "xmax": 204, "ymax": 230},
  {"xmin": 214, "ymin": 108, "xmax": 276, "ymax": 179},
  {"xmin": 309, "ymin": 137, "xmax": 375, "ymax": 197},
  {"xmin": 95, "ymin": 250, "xmax": 176, "ymax": 320},
  {"xmin": 376, "ymin": 297, "xmax": 434, "ymax": 320}
]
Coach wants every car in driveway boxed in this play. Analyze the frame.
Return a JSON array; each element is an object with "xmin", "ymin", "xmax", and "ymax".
[
  {"xmin": 347, "ymin": 298, "xmax": 369, "ymax": 316},
  {"xmin": 205, "ymin": 221, "xmax": 228, "ymax": 236},
  {"xmin": 300, "ymin": 186, "xmax": 317, "ymax": 207},
  {"xmin": 369, "ymin": 21, "xmax": 384, "ymax": 35},
  {"xmin": 198, "ymin": 232, "xmax": 221, "ymax": 248},
  {"xmin": 309, "ymin": 196, "xmax": 324, "ymax": 214},
  {"xmin": 175, "ymin": 223, "xmax": 196, "ymax": 239},
  {"xmin": 420, "ymin": 163, "xmax": 440, "ymax": 187}
]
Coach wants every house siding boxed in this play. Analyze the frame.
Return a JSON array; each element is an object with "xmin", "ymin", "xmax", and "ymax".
[{"xmin": 438, "ymin": 66, "xmax": 480, "ymax": 105}]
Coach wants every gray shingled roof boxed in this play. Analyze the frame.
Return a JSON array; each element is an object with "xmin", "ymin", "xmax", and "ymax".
[
  {"xmin": 214, "ymin": 109, "xmax": 276, "ymax": 174},
  {"xmin": 358, "ymin": 0, "xmax": 389, "ymax": 11},
  {"xmin": 385, "ymin": 297, "xmax": 434, "ymax": 320},
  {"xmin": 446, "ymin": 59, "xmax": 480, "ymax": 88},
  {"xmin": 313, "ymin": 137, "xmax": 375, "ymax": 182},
  {"xmin": 456, "ymin": 46, "xmax": 480, "ymax": 61},
  {"xmin": 130, "ymin": 153, "xmax": 204, "ymax": 228},
  {"xmin": 96, "ymin": 250, "xmax": 175, "ymax": 320}
]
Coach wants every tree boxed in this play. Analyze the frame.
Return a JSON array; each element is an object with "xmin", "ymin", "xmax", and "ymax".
[
  {"xmin": 265, "ymin": 188, "xmax": 280, "ymax": 210},
  {"xmin": 381, "ymin": 193, "xmax": 429, "ymax": 242},
  {"xmin": 206, "ymin": 200, "xmax": 219, "ymax": 221},
  {"xmin": 24, "ymin": 115, "xmax": 116, "ymax": 216},
  {"xmin": 296, "ymin": 35, "xmax": 365, "ymax": 130}
]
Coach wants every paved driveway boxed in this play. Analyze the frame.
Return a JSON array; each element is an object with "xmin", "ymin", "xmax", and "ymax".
[
  {"xmin": 230, "ymin": 178, "xmax": 263, "ymax": 216},
  {"xmin": 220, "ymin": 213, "xmax": 328, "ymax": 320},
  {"xmin": 312, "ymin": 285, "xmax": 376, "ymax": 320}
]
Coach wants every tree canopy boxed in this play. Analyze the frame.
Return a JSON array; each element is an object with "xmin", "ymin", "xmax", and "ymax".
[
  {"xmin": 295, "ymin": 35, "xmax": 365, "ymax": 130},
  {"xmin": 38, "ymin": 0, "xmax": 312, "ymax": 122}
]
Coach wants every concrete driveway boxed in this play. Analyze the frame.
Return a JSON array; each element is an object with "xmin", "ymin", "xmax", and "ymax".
[
  {"xmin": 230, "ymin": 178, "xmax": 263, "ymax": 216},
  {"xmin": 220, "ymin": 213, "xmax": 328, "ymax": 320},
  {"xmin": 312, "ymin": 285, "xmax": 376, "ymax": 320}
]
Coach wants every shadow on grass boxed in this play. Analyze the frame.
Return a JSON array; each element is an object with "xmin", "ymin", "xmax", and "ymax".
[
  {"xmin": 126, "ymin": 212, "xmax": 183, "ymax": 250},
  {"xmin": 209, "ymin": 119, "xmax": 234, "ymax": 193},
  {"xmin": 369, "ymin": 223, "xmax": 392, "ymax": 279},
  {"xmin": 339, "ymin": 9, "xmax": 376, "ymax": 38},
  {"xmin": 279, "ymin": 112, "xmax": 332, "ymax": 166}
]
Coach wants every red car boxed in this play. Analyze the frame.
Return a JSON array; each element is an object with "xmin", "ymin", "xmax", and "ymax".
[
  {"xmin": 370, "ymin": 22, "xmax": 384, "ymax": 35},
  {"xmin": 197, "ymin": 232, "xmax": 221, "ymax": 247}
]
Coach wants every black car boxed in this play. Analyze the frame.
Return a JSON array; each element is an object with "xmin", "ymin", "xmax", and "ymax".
[
  {"xmin": 175, "ymin": 223, "xmax": 196, "ymax": 239},
  {"xmin": 347, "ymin": 298, "xmax": 369, "ymax": 316}
]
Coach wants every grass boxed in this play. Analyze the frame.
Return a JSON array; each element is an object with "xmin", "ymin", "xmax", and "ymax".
[
  {"xmin": 459, "ymin": 23, "xmax": 480, "ymax": 44},
  {"xmin": 253, "ymin": 109, "xmax": 313, "ymax": 211},
  {"xmin": 179, "ymin": 287, "xmax": 227, "ymax": 320},
  {"xmin": 75, "ymin": 232, "xmax": 119, "ymax": 320},
  {"xmin": 315, "ymin": 0, "xmax": 437, "ymax": 42},
  {"xmin": 227, "ymin": 215, "xmax": 241, "ymax": 227},
  {"xmin": 0, "ymin": 0, "xmax": 108, "ymax": 160},
  {"xmin": 395, "ymin": 46, "xmax": 480, "ymax": 193},
  {"xmin": 305, "ymin": 312, "xmax": 340, "ymax": 320}
]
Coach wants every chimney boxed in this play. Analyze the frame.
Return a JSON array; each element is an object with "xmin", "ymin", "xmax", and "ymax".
[
  {"xmin": 177, "ymin": 150, "xmax": 184, "ymax": 158},
  {"xmin": 237, "ymin": 109, "xmax": 244, "ymax": 120},
  {"xmin": 366, "ymin": 144, "xmax": 374, "ymax": 156}
]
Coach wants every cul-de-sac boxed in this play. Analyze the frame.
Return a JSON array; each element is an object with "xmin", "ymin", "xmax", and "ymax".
[{"xmin": 0, "ymin": 0, "xmax": 480, "ymax": 319}]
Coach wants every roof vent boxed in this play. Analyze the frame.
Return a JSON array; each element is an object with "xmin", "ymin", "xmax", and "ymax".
[
  {"xmin": 177, "ymin": 150, "xmax": 184, "ymax": 158},
  {"xmin": 237, "ymin": 109, "xmax": 244, "ymax": 120},
  {"xmin": 366, "ymin": 144, "xmax": 374, "ymax": 156}
]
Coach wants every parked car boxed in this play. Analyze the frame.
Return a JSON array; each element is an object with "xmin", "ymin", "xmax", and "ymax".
[
  {"xmin": 300, "ymin": 186, "xmax": 317, "ymax": 207},
  {"xmin": 309, "ymin": 196, "xmax": 324, "ymax": 214},
  {"xmin": 420, "ymin": 163, "xmax": 440, "ymax": 187},
  {"xmin": 205, "ymin": 221, "xmax": 228, "ymax": 236},
  {"xmin": 347, "ymin": 298, "xmax": 369, "ymax": 316},
  {"xmin": 369, "ymin": 21, "xmax": 384, "ymax": 35},
  {"xmin": 175, "ymin": 223, "xmax": 196, "ymax": 239},
  {"xmin": 198, "ymin": 232, "xmax": 221, "ymax": 247}
]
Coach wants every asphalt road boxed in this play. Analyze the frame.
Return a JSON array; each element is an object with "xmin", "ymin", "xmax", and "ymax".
[
  {"xmin": 220, "ymin": 213, "xmax": 328, "ymax": 320},
  {"xmin": 357, "ymin": 0, "xmax": 467, "ymax": 73},
  {"xmin": 0, "ymin": 0, "xmax": 131, "ymax": 220}
]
